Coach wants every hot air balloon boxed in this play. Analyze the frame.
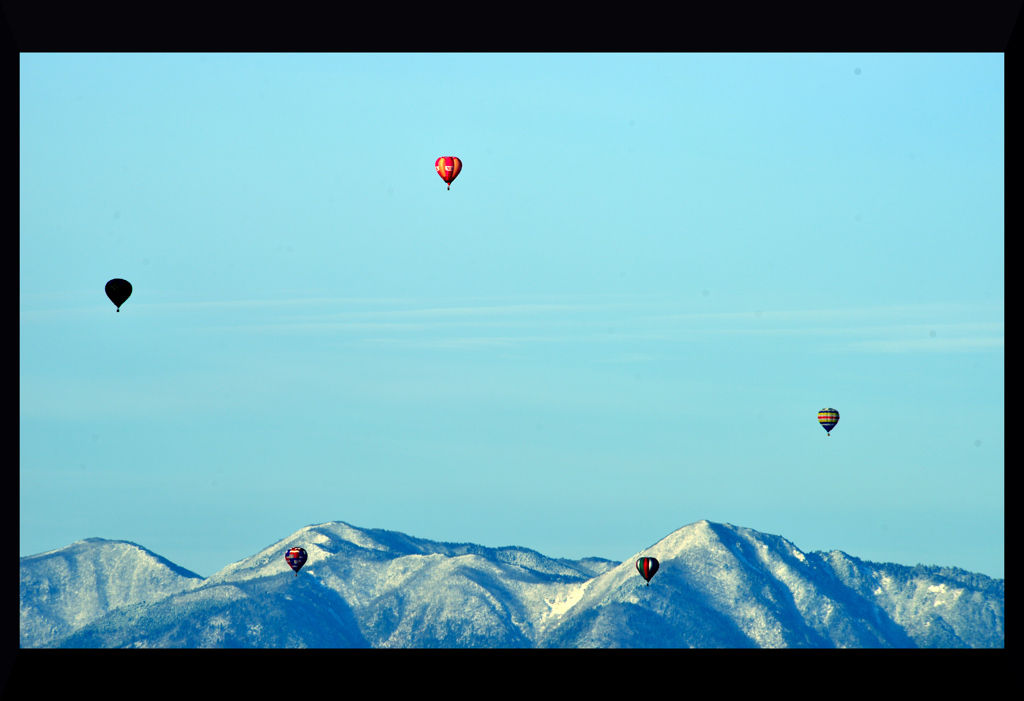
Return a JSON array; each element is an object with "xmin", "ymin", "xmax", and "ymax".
[
  {"xmin": 285, "ymin": 547, "xmax": 307, "ymax": 576},
  {"xmin": 818, "ymin": 408, "xmax": 840, "ymax": 436},
  {"xmin": 636, "ymin": 557, "xmax": 659, "ymax": 586},
  {"xmin": 105, "ymin": 278, "xmax": 132, "ymax": 312},
  {"xmin": 435, "ymin": 156, "xmax": 462, "ymax": 190}
]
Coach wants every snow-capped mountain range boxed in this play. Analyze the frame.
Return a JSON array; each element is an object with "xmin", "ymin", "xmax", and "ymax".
[{"xmin": 19, "ymin": 520, "xmax": 1003, "ymax": 648}]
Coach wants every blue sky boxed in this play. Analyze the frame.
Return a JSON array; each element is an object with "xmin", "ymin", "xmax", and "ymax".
[{"xmin": 20, "ymin": 54, "xmax": 1003, "ymax": 579}]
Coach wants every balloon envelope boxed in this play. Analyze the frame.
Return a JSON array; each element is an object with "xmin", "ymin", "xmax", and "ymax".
[
  {"xmin": 636, "ymin": 557, "xmax": 659, "ymax": 585},
  {"xmin": 105, "ymin": 279, "xmax": 132, "ymax": 311},
  {"xmin": 818, "ymin": 408, "xmax": 840, "ymax": 435},
  {"xmin": 435, "ymin": 156, "xmax": 462, "ymax": 189},
  {"xmin": 285, "ymin": 547, "xmax": 308, "ymax": 576}
]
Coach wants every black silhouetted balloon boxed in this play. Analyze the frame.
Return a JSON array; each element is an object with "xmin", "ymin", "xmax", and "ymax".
[{"xmin": 105, "ymin": 279, "xmax": 132, "ymax": 312}]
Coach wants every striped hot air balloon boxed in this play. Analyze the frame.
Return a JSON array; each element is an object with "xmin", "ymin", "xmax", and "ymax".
[
  {"xmin": 636, "ymin": 557, "xmax": 659, "ymax": 586},
  {"xmin": 435, "ymin": 156, "xmax": 462, "ymax": 190},
  {"xmin": 285, "ymin": 547, "xmax": 307, "ymax": 576},
  {"xmin": 818, "ymin": 408, "xmax": 840, "ymax": 436}
]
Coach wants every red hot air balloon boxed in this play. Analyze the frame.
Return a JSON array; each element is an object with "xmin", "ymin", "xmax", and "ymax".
[
  {"xmin": 285, "ymin": 547, "xmax": 308, "ymax": 576},
  {"xmin": 636, "ymin": 557, "xmax": 659, "ymax": 586},
  {"xmin": 435, "ymin": 156, "xmax": 462, "ymax": 190}
]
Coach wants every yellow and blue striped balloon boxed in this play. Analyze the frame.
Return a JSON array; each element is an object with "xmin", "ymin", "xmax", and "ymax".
[{"xmin": 818, "ymin": 408, "xmax": 840, "ymax": 435}]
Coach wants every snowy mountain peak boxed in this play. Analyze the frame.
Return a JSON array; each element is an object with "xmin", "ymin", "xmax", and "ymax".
[
  {"xmin": 21, "ymin": 520, "xmax": 1004, "ymax": 648},
  {"xmin": 20, "ymin": 538, "xmax": 204, "ymax": 648}
]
